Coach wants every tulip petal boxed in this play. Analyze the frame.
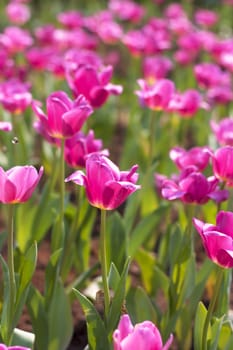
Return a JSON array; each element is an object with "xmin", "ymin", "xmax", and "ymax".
[
  {"xmin": 216, "ymin": 249, "xmax": 233, "ymax": 268},
  {"xmin": 102, "ymin": 180, "xmax": 140, "ymax": 210}
]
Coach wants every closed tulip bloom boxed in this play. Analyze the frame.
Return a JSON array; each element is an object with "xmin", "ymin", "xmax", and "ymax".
[
  {"xmin": 193, "ymin": 211, "xmax": 233, "ymax": 268},
  {"xmin": 113, "ymin": 314, "xmax": 173, "ymax": 350},
  {"xmin": 169, "ymin": 146, "xmax": 211, "ymax": 171},
  {"xmin": 212, "ymin": 146, "xmax": 233, "ymax": 186},
  {"xmin": 0, "ymin": 165, "xmax": 43, "ymax": 204},
  {"xmin": 33, "ymin": 91, "xmax": 93, "ymax": 139},
  {"xmin": 65, "ymin": 154, "xmax": 140, "ymax": 210}
]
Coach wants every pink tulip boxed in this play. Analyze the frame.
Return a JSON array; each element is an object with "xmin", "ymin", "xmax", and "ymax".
[
  {"xmin": 0, "ymin": 165, "xmax": 43, "ymax": 204},
  {"xmin": 64, "ymin": 130, "xmax": 109, "ymax": 168},
  {"xmin": 113, "ymin": 314, "xmax": 173, "ymax": 350},
  {"xmin": 0, "ymin": 345, "xmax": 29, "ymax": 350},
  {"xmin": 65, "ymin": 154, "xmax": 140, "ymax": 210},
  {"xmin": 169, "ymin": 146, "xmax": 211, "ymax": 171},
  {"xmin": 167, "ymin": 89, "xmax": 205, "ymax": 118},
  {"xmin": 0, "ymin": 121, "xmax": 12, "ymax": 132},
  {"xmin": 57, "ymin": 10, "xmax": 83, "ymax": 29},
  {"xmin": 135, "ymin": 79, "xmax": 175, "ymax": 111},
  {"xmin": 32, "ymin": 91, "xmax": 93, "ymax": 139},
  {"xmin": 6, "ymin": 2, "xmax": 31, "ymax": 25},
  {"xmin": 194, "ymin": 63, "xmax": 231, "ymax": 89},
  {"xmin": 194, "ymin": 9, "xmax": 218, "ymax": 27},
  {"xmin": 0, "ymin": 79, "xmax": 32, "ymax": 114},
  {"xmin": 211, "ymin": 118, "xmax": 233, "ymax": 146},
  {"xmin": 66, "ymin": 64, "xmax": 123, "ymax": 108},
  {"xmin": 156, "ymin": 167, "xmax": 228, "ymax": 205},
  {"xmin": 109, "ymin": 0, "xmax": 145, "ymax": 23},
  {"xmin": 193, "ymin": 211, "xmax": 233, "ymax": 268},
  {"xmin": 212, "ymin": 146, "xmax": 233, "ymax": 186},
  {"xmin": 142, "ymin": 56, "xmax": 173, "ymax": 81},
  {"xmin": 0, "ymin": 26, "xmax": 33, "ymax": 54}
]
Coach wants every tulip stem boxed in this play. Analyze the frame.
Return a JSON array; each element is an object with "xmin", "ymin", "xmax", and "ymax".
[
  {"xmin": 100, "ymin": 209, "xmax": 110, "ymax": 319},
  {"xmin": 148, "ymin": 111, "xmax": 156, "ymax": 166},
  {"xmin": 202, "ymin": 266, "xmax": 224, "ymax": 350},
  {"xmin": 6, "ymin": 204, "xmax": 16, "ymax": 344}
]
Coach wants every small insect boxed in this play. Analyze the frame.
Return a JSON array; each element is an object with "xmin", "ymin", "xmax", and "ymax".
[{"xmin": 12, "ymin": 137, "xmax": 19, "ymax": 144}]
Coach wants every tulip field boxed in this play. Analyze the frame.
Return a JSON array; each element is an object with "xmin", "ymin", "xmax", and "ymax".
[{"xmin": 0, "ymin": 0, "xmax": 233, "ymax": 349}]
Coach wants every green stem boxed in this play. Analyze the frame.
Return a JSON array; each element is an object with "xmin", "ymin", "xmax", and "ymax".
[
  {"xmin": 7, "ymin": 204, "xmax": 16, "ymax": 345},
  {"xmin": 202, "ymin": 266, "xmax": 224, "ymax": 350},
  {"xmin": 148, "ymin": 111, "xmax": 156, "ymax": 166},
  {"xmin": 55, "ymin": 139, "xmax": 65, "ymax": 278},
  {"xmin": 60, "ymin": 139, "xmax": 65, "ymax": 236},
  {"xmin": 61, "ymin": 186, "xmax": 82, "ymax": 280},
  {"xmin": 100, "ymin": 209, "xmax": 110, "ymax": 320}
]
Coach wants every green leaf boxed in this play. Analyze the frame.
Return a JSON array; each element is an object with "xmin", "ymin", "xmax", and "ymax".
[
  {"xmin": 194, "ymin": 302, "xmax": 207, "ymax": 350},
  {"xmin": 106, "ymin": 212, "xmax": 127, "ymax": 273},
  {"xmin": 129, "ymin": 205, "xmax": 168, "ymax": 257},
  {"xmin": 13, "ymin": 243, "xmax": 38, "ymax": 331},
  {"xmin": 45, "ymin": 249, "xmax": 62, "ymax": 305},
  {"xmin": 135, "ymin": 248, "xmax": 169, "ymax": 296},
  {"xmin": 73, "ymin": 289, "xmax": 110, "ymax": 350},
  {"xmin": 218, "ymin": 320, "xmax": 233, "ymax": 350},
  {"xmin": 107, "ymin": 258, "xmax": 130, "ymax": 333},
  {"xmin": 48, "ymin": 279, "xmax": 73, "ymax": 350},
  {"xmin": 108, "ymin": 263, "xmax": 120, "ymax": 292},
  {"xmin": 0, "ymin": 255, "xmax": 10, "ymax": 342},
  {"xmin": 27, "ymin": 286, "xmax": 49, "ymax": 350},
  {"xmin": 126, "ymin": 286, "xmax": 158, "ymax": 324}
]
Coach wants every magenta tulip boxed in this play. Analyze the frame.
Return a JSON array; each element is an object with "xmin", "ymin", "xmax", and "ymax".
[
  {"xmin": 113, "ymin": 314, "xmax": 173, "ymax": 350},
  {"xmin": 66, "ymin": 64, "xmax": 123, "ymax": 108},
  {"xmin": 169, "ymin": 146, "xmax": 211, "ymax": 171},
  {"xmin": 64, "ymin": 130, "xmax": 109, "ymax": 168},
  {"xmin": 212, "ymin": 146, "xmax": 233, "ymax": 186},
  {"xmin": 135, "ymin": 79, "xmax": 175, "ymax": 111},
  {"xmin": 33, "ymin": 91, "xmax": 93, "ymax": 139},
  {"xmin": 193, "ymin": 211, "xmax": 233, "ymax": 268},
  {"xmin": 0, "ymin": 345, "xmax": 29, "ymax": 350},
  {"xmin": 0, "ymin": 165, "xmax": 43, "ymax": 204},
  {"xmin": 211, "ymin": 118, "xmax": 233, "ymax": 146},
  {"xmin": 156, "ymin": 167, "xmax": 228, "ymax": 204},
  {"xmin": 65, "ymin": 154, "xmax": 140, "ymax": 210}
]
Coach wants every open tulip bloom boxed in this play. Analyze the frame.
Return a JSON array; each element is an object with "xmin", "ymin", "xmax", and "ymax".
[
  {"xmin": 33, "ymin": 90, "xmax": 93, "ymax": 139},
  {"xmin": 0, "ymin": 165, "xmax": 43, "ymax": 204},
  {"xmin": 65, "ymin": 153, "xmax": 140, "ymax": 210},
  {"xmin": 113, "ymin": 314, "xmax": 173, "ymax": 350},
  {"xmin": 193, "ymin": 211, "xmax": 233, "ymax": 268}
]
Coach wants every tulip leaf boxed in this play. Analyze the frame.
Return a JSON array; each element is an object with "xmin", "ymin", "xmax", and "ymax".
[
  {"xmin": 135, "ymin": 248, "xmax": 169, "ymax": 296},
  {"xmin": 0, "ymin": 255, "xmax": 10, "ymax": 343},
  {"xmin": 126, "ymin": 286, "xmax": 158, "ymax": 324},
  {"xmin": 48, "ymin": 279, "xmax": 73, "ymax": 350},
  {"xmin": 108, "ymin": 262, "xmax": 120, "ymax": 292},
  {"xmin": 194, "ymin": 302, "xmax": 207, "ymax": 350},
  {"xmin": 13, "ymin": 243, "xmax": 38, "ymax": 330},
  {"xmin": 107, "ymin": 257, "xmax": 130, "ymax": 334},
  {"xmin": 106, "ymin": 211, "xmax": 127, "ymax": 273},
  {"xmin": 73, "ymin": 289, "xmax": 110, "ymax": 350},
  {"xmin": 27, "ymin": 286, "xmax": 49, "ymax": 350},
  {"xmin": 45, "ymin": 249, "xmax": 63, "ymax": 305},
  {"xmin": 129, "ymin": 205, "xmax": 168, "ymax": 257}
]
